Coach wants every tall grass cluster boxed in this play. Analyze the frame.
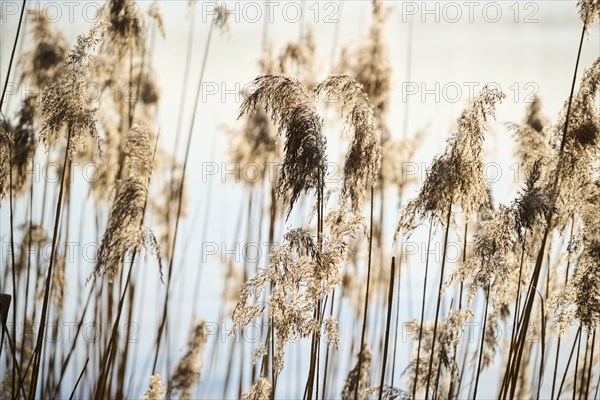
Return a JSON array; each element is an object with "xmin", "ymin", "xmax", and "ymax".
[{"xmin": 1, "ymin": 0, "xmax": 600, "ymax": 399}]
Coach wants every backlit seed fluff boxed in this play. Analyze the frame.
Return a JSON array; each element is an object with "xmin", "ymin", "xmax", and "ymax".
[
  {"xmin": 40, "ymin": 19, "xmax": 108, "ymax": 157},
  {"xmin": 353, "ymin": 0, "xmax": 392, "ymax": 121},
  {"xmin": 397, "ymin": 85, "xmax": 505, "ymax": 233},
  {"xmin": 341, "ymin": 344, "xmax": 372, "ymax": 400},
  {"xmin": 578, "ymin": 0, "xmax": 600, "ymax": 29},
  {"xmin": 143, "ymin": 375, "xmax": 166, "ymax": 400},
  {"xmin": 239, "ymin": 75, "xmax": 326, "ymax": 216},
  {"xmin": 94, "ymin": 125, "xmax": 161, "ymax": 280},
  {"xmin": 315, "ymin": 75, "xmax": 382, "ymax": 211},
  {"xmin": 244, "ymin": 377, "xmax": 271, "ymax": 400},
  {"xmin": 168, "ymin": 319, "xmax": 207, "ymax": 399}
]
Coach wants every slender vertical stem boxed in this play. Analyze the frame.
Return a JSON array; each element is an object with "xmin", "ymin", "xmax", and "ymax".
[
  {"xmin": 448, "ymin": 222, "xmax": 468, "ymax": 400},
  {"xmin": 557, "ymin": 327, "xmax": 581, "ymax": 398},
  {"xmin": 584, "ymin": 329, "xmax": 596, "ymax": 400},
  {"xmin": 0, "ymin": 0, "xmax": 26, "ymax": 112},
  {"xmin": 152, "ymin": 20, "xmax": 215, "ymax": 374},
  {"xmin": 29, "ymin": 128, "xmax": 72, "ymax": 399},
  {"xmin": 424, "ymin": 202, "xmax": 453, "ymax": 399},
  {"xmin": 8, "ymin": 130, "xmax": 18, "ymax": 398},
  {"xmin": 509, "ymin": 21, "xmax": 586, "ymax": 398},
  {"xmin": 354, "ymin": 185, "xmax": 375, "ymax": 400},
  {"xmin": 573, "ymin": 329, "xmax": 583, "ymax": 400},
  {"xmin": 500, "ymin": 235, "xmax": 528, "ymax": 400},
  {"xmin": 551, "ymin": 218, "xmax": 575, "ymax": 399},
  {"xmin": 378, "ymin": 257, "xmax": 396, "ymax": 400},
  {"xmin": 413, "ymin": 219, "xmax": 434, "ymax": 399},
  {"xmin": 473, "ymin": 282, "xmax": 490, "ymax": 400},
  {"xmin": 391, "ymin": 234, "xmax": 403, "ymax": 388},
  {"xmin": 321, "ymin": 289, "xmax": 336, "ymax": 400}
]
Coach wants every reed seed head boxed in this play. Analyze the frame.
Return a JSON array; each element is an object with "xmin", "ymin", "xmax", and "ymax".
[
  {"xmin": 239, "ymin": 75, "xmax": 326, "ymax": 216},
  {"xmin": 315, "ymin": 75, "xmax": 382, "ymax": 211}
]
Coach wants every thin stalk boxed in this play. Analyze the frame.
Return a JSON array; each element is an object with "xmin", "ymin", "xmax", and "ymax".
[
  {"xmin": 413, "ymin": 219, "xmax": 434, "ymax": 399},
  {"xmin": 509, "ymin": 21, "xmax": 587, "ymax": 399},
  {"xmin": 424, "ymin": 202, "xmax": 453, "ymax": 399},
  {"xmin": 29, "ymin": 128, "xmax": 72, "ymax": 399},
  {"xmin": 305, "ymin": 172, "xmax": 325, "ymax": 400},
  {"xmin": 537, "ymin": 290, "xmax": 547, "ymax": 400},
  {"xmin": 2, "ymin": 323, "xmax": 27, "ymax": 399},
  {"xmin": 391, "ymin": 233, "xmax": 403, "ymax": 388},
  {"xmin": 0, "ymin": 0, "xmax": 26, "ymax": 112},
  {"xmin": 152, "ymin": 19, "xmax": 215, "ymax": 374},
  {"xmin": 473, "ymin": 282, "xmax": 490, "ymax": 400},
  {"xmin": 354, "ymin": 185, "xmax": 375, "ymax": 400},
  {"xmin": 448, "ymin": 222, "xmax": 468, "ymax": 400},
  {"xmin": 552, "ymin": 218, "xmax": 575, "ymax": 399},
  {"xmin": 378, "ymin": 257, "xmax": 396, "ymax": 400},
  {"xmin": 321, "ymin": 289, "xmax": 336, "ymax": 400},
  {"xmin": 579, "ymin": 332, "xmax": 590, "ymax": 400},
  {"xmin": 52, "ymin": 280, "xmax": 96, "ymax": 398},
  {"xmin": 500, "ymin": 235, "xmax": 528, "ymax": 400},
  {"xmin": 584, "ymin": 329, "xmax": 596, "ymax": 400},
  {"xmin": 573, "ymin": 329, "xmax": 583, "ymax": 400},
  {"xmin": 557, "ymin": 327, "xmax": 582, "ymax": 398},
  {"xmin": 8, "ymin": 129, "xmax": 17, "ymax": 398},
  {"xmin": 96, "ymin": 134, "xmax": 159, "ymax": 399},
  {"xmin": 69, "ymin": 358, "xmax": 89, "ymax": 400}
]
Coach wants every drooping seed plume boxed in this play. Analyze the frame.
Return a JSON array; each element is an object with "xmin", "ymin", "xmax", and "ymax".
[
  {"xmin": 94, "ymin": 125, "xmax": 161, "ymax": 280},
  {"xmin": 397, "ymin": 85, "xmax": 505, "ymax": 233},
  {"xmin": 315, "ymin": 75, "xmax": 382, "ymax": 211},
  {"xmin": 239, "ymin": 75, "xmax": 326, "ymax": 215},
  {"xmin": 39, "ymin": 19, "xmax": 108, "ymax": 156},
  {"xmin": 341, "ymin": 344, "xmax": 372, "ymax": 400},
  {"xmin": 167, "ymin": 319, "xmax": 207, "ymax": 399}
]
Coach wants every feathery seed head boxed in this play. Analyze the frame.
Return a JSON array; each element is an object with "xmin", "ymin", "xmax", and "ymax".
[
  {"xmin": 341, "ymin": 344, "xmax": 372, "ymax": 400},
  {"xmin": 244, "ymin": 377, "xmax": 271, "ymax": 400},
  {"xmin": 398, "ymin": 85, "xmax": 505, "ymax": 232},
  {"xmin": 512, "ymin": 96, "xmax": 550, "ymax": 171},
  {"xmin": 40, "ymin": 19, "xmax": 108, "ymax": 156},
  {"xmin": 315, "ymin": 75, "xmax": 382, "ymax": 211},
  {"xmin": 512, "ymin": 159, "xmax": 553, "ymax": 237},
  {"xmin": 143, "ymin": 375, "xmax": 166, "ymax": 400},
  {"xmin": 353, "ymin": 0, "xmax": 392, "ymax": 121},
  {"xmin": 578, "ymin": 0, "xmax": 600, "ymax": 29},
  {"xmin": 94, "ymin": 124, "xmax": 161, "ymax": 280},
  {"xmin": 168, "ymin": 319, "xmax": 207, "ymax": 399},
  {"xmin": 239, "ymin": 75, "xmax": 326, "ymax": 216},
  {"xmin": 20, "ymin": 10, "xmax": 68, "ymax": 91},
  {"xmin": 106, "ymin": 0, "xmax": 145, "ymax": 50}
]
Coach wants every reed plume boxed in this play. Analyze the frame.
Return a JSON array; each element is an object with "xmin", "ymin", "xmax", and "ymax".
[
  {"xmin": 19, "ymin": 10, "xmax": 68, "ymax": 93},
  {"xmin": 278, "ymin": 29, "xmax": 317, "ymax": 85},
  {"xmin": 167, "ymin": 319, "xmax": 207, "ymax": 399},
  {"xmin": 143, "ymin": 375, "xmax": 166, "ymax": 400},
  {"xmin": 244, "ymin": 377, "xmax": 272, "ymax": 400},
  {"xmin": 571, "ymin": 182, "xmax": 600, "ymax": 329},
  {"xmin": 366, "ymin": 386, "xmax": 411, "ymax": 400},
  {"xmin": 39, "ymin": 19, "xmax": 108, "ymax": 156},
  {"xmin": 94, "ymin": 124, "xmax": 161, "ymax": 280},
  {"xmin": 511, "ymin": 96, "xmax": 550, "ymax": 172},
  {"xmin": 105, "ymin": 0, "xmax": 146, "ymax": 52},
  {"xmin": 352, "ymin": 0, "xmax": 392, "ymax": 124},
  {"xmin": 450, "ymin": 160, "xmax": 551, "ymax": 299},
  {"xmin": 341, "ymin": 344, "xmax": 372, "ymax": 400},
  {"xmin": 397, "ymin": 85, "xmax": 505, "ymax": 232},
  {"xmin": 578, "ymin": 0, "xmax": 600, "ymax": 29},
  {"xmin": 315, "ymin": 75, "xmax": 382, "ymax": 211},
  {"xmin": 233, "ymin": 212, "xmax": 361, "ymax": 374},
  {"xmin": 0, "ymin": 121, "xmax": 11, "ymax": 200},
  {"xmin": 239, "ymin": 75, "xmax": 326, "ymax": 215}
]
